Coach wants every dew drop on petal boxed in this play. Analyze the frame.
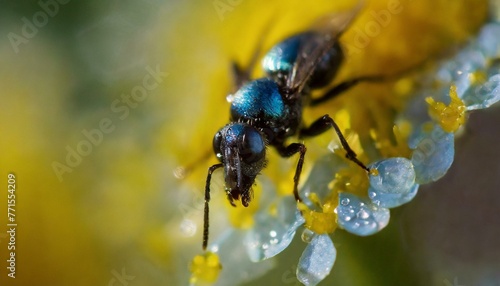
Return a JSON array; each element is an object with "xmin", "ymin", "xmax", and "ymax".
[
  {"xmin": 368, "ymin": 158, "xmax": 419, "ymax": 208},
  {"xmin": 368, "ymin": 184, "xmax": 419, "ymax": 208},
  {"xmin": 341, "ymin": 198, "xmax": 350, "ymax": 206},
  {"xmin": 357, "ymin": 209, "xmax": 370, "ymax": 219},
  {"xmin": 369, "ymin": 157, "xmax": 416, "ymax": 194},
  {"xmin": 208, "ymin": 229, "xmax": 274, "ymax": 286},
  {"xmin": 270, "ymin": 230, "xmax": 277, "ymax": 238},
  {"xmin": 301, "ymin": 228, "xmax": 316, "ymax": 244},
  {"xmin": 336, "ymin": 193, "xmax": 390, "ymax": 236},
  {"xmin": 244, "ymin": 196, "xmax": 305, "ymax": 262}
]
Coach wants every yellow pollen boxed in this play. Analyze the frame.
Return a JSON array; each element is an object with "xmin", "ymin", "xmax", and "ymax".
[
  {"xmin": 426, "ymin": 85, "xmax": 467, "ymax": 133},
  {"xmin": 189, "ymin": 252, "xmax": 222, "ymax": 285}
]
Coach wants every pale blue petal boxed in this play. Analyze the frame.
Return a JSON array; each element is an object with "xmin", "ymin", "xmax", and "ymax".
[
  {"xmin": 369, "ymin": 184, "xmax": 419, "ymax": 208},
  {"xmin": 208, "ymin": 229, "xmax": 275, "ymax": 286},
  {"xmin": 462, "ymin": 74, "xmax": 500, "ymax": 110},
  {"xmin": 477, "ymin": 23, "xmax": 500, "ymax": 58},
  {"xmin": 245, "ymin": 196, "xmax": 304, "ymax": 262},
  {"xmin": 296, "ymin": 234, "xmax": 336, "ymax": 286},
  {"xmin": 411, "ymin": 125, "xmax": 454, "ymax": 184}
]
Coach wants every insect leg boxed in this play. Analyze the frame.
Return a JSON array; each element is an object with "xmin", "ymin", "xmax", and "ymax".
[
  {"xmin": 300, "ymin": 114, "xmax": 369, "ymax": 172},
  {"xmin": 275, "ymin": 143, "xmax": 307, "ymax": 202},
  {"xmin": 309, "ymin": 59, "xmax": 429, "ymax": 107},
  {"xmin": 309, "ymin": 75, "xmax": 388, "ymax": 106},
  {"xmin": 203, "ymin": 163, "xmax": 223, "ymax": 250}
]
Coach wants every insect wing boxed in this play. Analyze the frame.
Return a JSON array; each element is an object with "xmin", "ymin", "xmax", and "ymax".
[{"xmin": 287, "ymin": 5, "xmax": 362, "ymax": 93}]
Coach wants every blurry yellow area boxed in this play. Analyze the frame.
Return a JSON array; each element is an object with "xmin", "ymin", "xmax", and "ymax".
[
  {"xmin": 0, "ymin": 0, "xmax": 487, "ymax": 285},
  {"xmin": 0, "ymin": 40, "xmax": 108, "ymax": 284}
]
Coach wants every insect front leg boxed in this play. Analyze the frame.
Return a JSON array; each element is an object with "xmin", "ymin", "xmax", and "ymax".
[
  {"xmin": 275, "ymin": 143, "xmax": 307, "ymax": 203},
  {"xmin": 299, "ymin": 114, "xmax": 369, "ymax": 172},
  {"xmin": 203, "ymin": 163, "xmax": 223, "ymax": 250}
]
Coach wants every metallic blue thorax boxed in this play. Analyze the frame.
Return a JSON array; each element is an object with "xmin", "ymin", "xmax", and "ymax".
[
  {"xmin": 230, "ymin": 78, "xmax": 301, "ymax": 141},
  {"xmin": 230, "ymin": 78, "xmax": 287, "ymax": 123}
]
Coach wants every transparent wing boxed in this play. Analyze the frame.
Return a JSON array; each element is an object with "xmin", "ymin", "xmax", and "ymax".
[{"xmin": 287, "ymin": 3, "xmax": 363, "ymax": 93}]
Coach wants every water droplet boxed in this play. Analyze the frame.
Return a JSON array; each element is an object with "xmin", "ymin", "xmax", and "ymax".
[
  {"xmin": 368, "ymin": 184, "xmax": 419, "ymax": 208},
  {"xmin": 244, "ymin": 198, "xmax": 304, "ymax": 262},
  {"xmin": 301, "ymin": 228, "xmax": 315, "ymax": 244},
  {"xmin": 341, "ymin": 198, "xmax": 350, "ymax": 206},
  {"xmin": 369, "ymin": 157, "xmax": 416, "ymax": 194},
  {"xmin": 357, "ymin": 209, "xmax": 369, "ymax": 219},
  {"xmin": 337, "ymin": 193, "xmax": 390, "ymax": 236},
  {"xmin": 269, "ymin": 230, "xmax": 277, "ymax": 238}
]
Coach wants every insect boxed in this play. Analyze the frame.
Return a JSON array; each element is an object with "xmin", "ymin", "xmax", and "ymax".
[{"xmin": 202, "ymin": 5, "xmax": 384, "ymax": 250}]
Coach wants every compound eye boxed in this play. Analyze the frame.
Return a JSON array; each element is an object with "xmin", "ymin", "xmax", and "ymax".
[
  {"xmin": 213, "ymin": 131, "xmax": 223, "ymax": 161},
  {"xmin": 240, "ymin": 127, "xmax": 265, "ymax": 164}
]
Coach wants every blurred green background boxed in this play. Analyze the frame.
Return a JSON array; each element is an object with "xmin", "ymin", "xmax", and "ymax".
[{"xmin": 0, "ymin": 0, "xmax": 499, "ymax": 285}]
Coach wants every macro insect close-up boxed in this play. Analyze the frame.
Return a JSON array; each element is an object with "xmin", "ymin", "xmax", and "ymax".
[
  {"xmin": 1, "ymin": 0, "xmax": 500, "ymax": 285},
  {"xmin": 202, "ymin": 6, "xmax": 376, "ymax": 251}
]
